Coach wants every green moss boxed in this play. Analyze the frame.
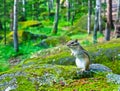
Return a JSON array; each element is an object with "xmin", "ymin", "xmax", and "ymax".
[
  {"xmin": 40, "ymin": 73, "xmax": 118, "ymax": 91},
  {"xmin": 103, "ymin": 61, "xmax": 120, "ymax": 74},
  {"xmin": 0, "ymin": 62, "xmax": 9, "ymax": 72},
  {"xmin": 0, "ymin": 39, "xmax": 120, "ymax": 91},
  {"xmin": 67, "ymin": 15, "xmax": 94, "ymax": 36},
  {"xmin": 70, "ymin": 33, "xmax": 88, "ymax": 39},
  {"xmin": 24, "ymin": 39, "xmax": 120, "ymax": 73},
  {"xmin": 67, "ymin": 15, "xmax": 106, "ymax": 36},
  {"xmin": 1, "ymin": 30, "xmax": 24, "ymax": 44},
  {"xmin": 15, "ymin": 77, "xmax": 35, "ymax": 91},
  {"xmin": 40, "ymin": 35, "xmax": 71, "ymax": 47},
  {"xmin": 19, "ymin": 20, "xmax": 42, "ymax": 29},
  {"xmin": 1, "ymin": 30, "xmax": 43, "ymax": 44},
  {"xmin": 41, "ymin": 19, "xmax": 53, "ymax": 26},
  {"xmin": 23, "ymin": 50, "xmax": 71, "ymax": 65}
]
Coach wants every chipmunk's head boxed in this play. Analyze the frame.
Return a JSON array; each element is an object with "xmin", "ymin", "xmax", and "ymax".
[{"xmin": 66, "ymin": 39, "xmax": 80, "ymax": 49}]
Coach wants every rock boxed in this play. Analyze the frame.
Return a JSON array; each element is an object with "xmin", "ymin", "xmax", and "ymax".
[
  {"xmin": 37, "ymin": 39, "xmax": 49, "ymax": 48},
  {"xmin": 1, "ymin": 30, "xmax": 47, "ymax": 44},
  {"xmin": 9, "ymin": 58, "xmax": 21, "ymax": 66},
  {"xmin": 5, "ymin": 85, "xmax": 17, "ymax": 91},
  {"xmin": 22, "ymin": 31, "xmax": 47, "ymax": 41},
  {"xmin": 0, "ymin": 71, "xmax": 27, "ymax": 91},
  {"xmin": 74, "ymin": 64, "xmax": 112, "ymax": 79},
  {"xmin": 51, "ymin": 56, "xmax": 75, "ymax": 65},
  {"xmin": 67, "ymin": 15, "xmax": 106, "ymax": 36},
  {"xmin": 89, "ymin": 64, "xmax": 112, "ymax": 72},
  {"xmin": 107, "ymin": 73, "xmax": 120, "ymax": 84},
  {"xmin": 19, "ymin": 20, "xmax": 43, "ymax": 28},
  {"xmin": 38, "ymin": 36, "xmax": 71, "ymax": 47}
]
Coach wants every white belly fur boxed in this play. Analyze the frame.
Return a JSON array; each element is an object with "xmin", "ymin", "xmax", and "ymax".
[{"xmin": 75, "ymin": 58, "xmax": 86, "ymax": 69}]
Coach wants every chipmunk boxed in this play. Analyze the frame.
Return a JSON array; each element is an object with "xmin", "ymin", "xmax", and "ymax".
[{"xmin": 67, "ymin": 39, "xmax": 90, "ymax": 71}]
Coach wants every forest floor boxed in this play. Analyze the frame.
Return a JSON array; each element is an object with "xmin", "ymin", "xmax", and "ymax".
[
  {"xmin": 0, "ymin": 33, "xmax": 120, "ymax": 91},
  {"xmin": 0, "ymin": 15, "xmax": 120, "ymax": 90}
]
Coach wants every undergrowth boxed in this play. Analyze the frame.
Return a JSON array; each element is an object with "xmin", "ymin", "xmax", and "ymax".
[{"xmin": 0, "ymin": 40, "xmax": 44, "ymax": 72}]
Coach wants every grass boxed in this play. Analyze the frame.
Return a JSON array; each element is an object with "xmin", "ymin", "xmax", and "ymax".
[
  {"xmin": 25, "ymin": 26, "xmax": 67, "ymax": 37},
  {"xmin": 0, "ymin": 19, "xmax": 71, "ymax": 72},
  {"xmin": 70, "ymin": 33, "xmax": 88, "ymax": 39},
  {"xmin": 0, "ymin": 40, "xmax": 45, "ymax": 72}
]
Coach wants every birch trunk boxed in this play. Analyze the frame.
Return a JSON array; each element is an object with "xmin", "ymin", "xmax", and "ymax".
[
  {"xmin": 93, "ymin": 7, "xmax": 99, "ymax": 43},
  {"xmin": 13, "ymin": 0, "xmax": 19, "ymax": 52},
  {"xmin": 116, "ymin": 0, "xmax": 120, "ymax": 22},
  {"xmin": 88, "ymin": 0, "xmax": 92, "ymax": 34},
  {"xmin": 93, "ymin": 0, "xmax": 100, "ymax": 43},
  {"xmin": 98, "ymin": 0, "xmax": 102, "ymax": 33},
  {"xmin": 22, "ymin": 0, "xmax": 26, "ymax": 20}
]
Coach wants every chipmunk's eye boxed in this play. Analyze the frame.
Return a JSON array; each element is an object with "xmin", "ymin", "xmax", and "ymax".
[{"xmin": 71, "ymin": 42, "xmax": 74, "ymax": 44}]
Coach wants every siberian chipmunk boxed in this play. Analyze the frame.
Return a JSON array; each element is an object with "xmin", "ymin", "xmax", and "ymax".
[{"xmin": 67, "ymin": 39, "xmax": 90, "ymax": 71}]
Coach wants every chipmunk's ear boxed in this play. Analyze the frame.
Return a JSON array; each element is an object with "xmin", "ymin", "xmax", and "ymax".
[{"xmin": 75, "ymin": 39, "xmax": 78, "ymax": 42}]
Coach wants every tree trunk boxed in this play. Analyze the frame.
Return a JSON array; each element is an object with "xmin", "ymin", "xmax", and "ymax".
[
  {"xmin": 10, "ymin": 9, "xmax": 13, "ymax": 31},
  {"xmin": 71, "ymin": 2, "xmax": 75, "ymax": 25},
  {"xmin": 48, "ymin": 0, "xmax": 51, "ymax": 17},
  {"xmin": 116, "ymin": 0, "xmax": 120, "ymax": 22},
  {"xmin": 0, "ymin": 21, "xmax": 3, "ymax": 30},
  {"xmin": 88, "ymin": 0, "xmax": 92, "ymax": 34},
  {"xmin": 93, "ymin": 7, "xmax": 99, "ymax": 44},
  {"xmin": 93, "ymin": 0, "xmax": 100, "ymax": 43},
  {"xmin": 32, "ymin": 4, "xmax": 34, "ymax": 19},
  {"xmin": 105, "ymin": 0, "xmax": 112, "ymax": 41},
  {"xmin": 93, "ymin": 0, "xmax": 96, "ymax": 8},
  {"xmin": 82, "ymin": 0, "xmax": 84, "ymax": 6},
  {"xmin": 107, "ymin": 0, "xmax": 113, "ymax": 28},
  {"xmin": 66, "ymin": 0, "xmax": 70, "ymax": 22},
  {"xmin": 4, "ymin": 0, "xmax": 6, "ymax": 44},
  {"xmin": 105, "ymin": 23, "xmax": 110, "ymax": 40},
  {"xmin": 34, "ymin": 3, "xmax": 39, "ymax": 20},
  {"xmin": 103, "ymin": 0, "xmax": 106, "ymax": 17},
  {"xmin": 48, "ymin": 0, "xmax": 53, "ymax": 17},
  {"xmin": 52, "ymin": 0, "xmax": 60, "ymax": 34},
  {"xmin": 98, "ymin": 0, "xmax": 102, "ymax": 33},
  {"xmin": 22, "ymin": 0, "xmax": 26, "ymax": 21},
  {"xmin": 13, "ymin": 0, "xmax": 19, "ymax": 52}
]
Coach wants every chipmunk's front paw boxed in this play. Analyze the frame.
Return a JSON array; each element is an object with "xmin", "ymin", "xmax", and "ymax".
[{"xmin": 81, "ymin": 68, "xmax": 86, "ymax": 72}]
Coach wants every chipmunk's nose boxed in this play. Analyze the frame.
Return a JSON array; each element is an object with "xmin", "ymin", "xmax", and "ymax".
[{"xmin": 66, "ymin": 43, "xmax": 70, "ymax": 46}]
